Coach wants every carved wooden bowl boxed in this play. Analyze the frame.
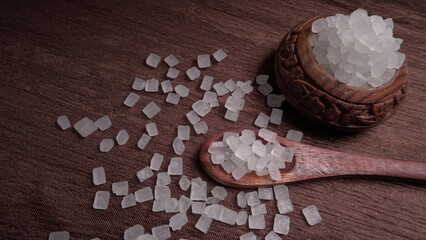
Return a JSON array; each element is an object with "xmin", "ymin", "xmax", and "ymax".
[{"xmin": 274, "ymin": 17, "xmax": 408, "ymax": 131}]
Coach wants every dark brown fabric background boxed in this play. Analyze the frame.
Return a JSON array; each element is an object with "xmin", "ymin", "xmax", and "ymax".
[{"xmin": 1, "ymin": 0, "xmax": 425, "ymax": 239}]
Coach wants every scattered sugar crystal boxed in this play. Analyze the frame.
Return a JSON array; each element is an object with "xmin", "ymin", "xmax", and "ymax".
[
  {"xmin": 92, "ymin": 167, "xmax": 106, "ymax": 185},
  {"xmin": 251, "ymin": 203, "xmax": 267, "ymax": 216},
  {"xmin": 152, "ymin": 199, "xmax": 167, "ymax": 212},
  {"xmin": 248, "ymin": 154, "xmax": 259, "ymax": 171},
  {"xmin": 112, "ymin": 181, "xmax": 128, "ymax": 196},
  {"xmin": 137, "ymin": 166, "xmax": 153, "ymax": 182},
  {"xmin": 165, "ymin": 198, "xmax": 180, "ymax": 213},
  {"xmin": 195, "ymin": 214, "xmax": 212, "ymax": 233},
  {"xmin": 192, "ymin": 201, "xmax": 206, "ymax": 214},
  {"xmin": 124, "ymin": 224, "xmax": 145, "ymax": 240},
  {"xmin": 237, "ymin": 191, "xmax": 247, "ymax": 208},
  {"xmin": 211, "ymin": 186, "xmax": 228, "ymax": 200},
  {"xmin": 232, "ymin": 87, "xmax": 246, "ymax": 98},
  {"xmin": 161, "ymin": 80, "xmax": 173, "ymax": 93},
  {"xmin": 265, "ymin": 231, "xmax": 281, "ymax": 240},
  {"xmin": 166, "ymin": 92, "xmax": 180, "ymax": 105},
  {"xmin": 231, "ymin": 154, "xmax": 245, "ymax": 166},
  {"xmin": 219, "ymin": 207, "xmax": 238, "ymax": 225},
  {"xmin": 186, "ymin": 66, "xmax": 201, "ymax": 80},
  {"xmin": 146, "ymin": 53, "xmax": 161, "ymax": 68},
  {"xmin": 224, "ymin": 79, "xmax": 237, "ymax": 92},
  {"xmin": 137, "ymin": 134, "xmax": 151, "ymax": 150},
  {"xmin": 146, "ymin": 122, "xmax": 158, "ymax": 136},
  {"xmin": 274, "ymin": 185, "xmax": 289, "ymax": 200},
  {"xmin": 121, "ymin": 194, "xmax": 136, "ymax": 208},
  {"xmin": 256, "ymin": 74, "xmax": 269, "ymax": 85},
  {"xmin": 177, "ymin": 125, "xmax": 190, "ymax": 140},
  {"xmin": 273, "ymin": 214, "xmax": 290, "ymax": 235},
  {"xmin": 242, "ymin": 81, "xmax": 254, "ymax": 94},
  {"xmin": 179, "ymin": 175, "xmax": 191, "ymax": 191},
  {"xmin": 211, "ymin": 152, "xmax": 226, "ymax": 164},
  {"xmin": 193, "ymin": 121, "xmax": 208, "ymax": 134},
  {"xmin": 138, "ymin": 235, "xmax": 155, "ymax": 240},
  {"xmin": 169, "ymin": 212, "xmax": 188, "ymax": 231},
  {"xmin": 57, "ymin": 115, "xmax": 71, "ymax": 130},
  {"xmin": 142, "ymin": 102, "xmax": 161, "ymax": 119},
  {"xmin": 132, "ymin": 77, "xmax": 146, "ymax": 91},
  {"xmin": 197, "ymin": 54, "xmax": 211, "ymax": 68},
  {"xmin": 49, "ymin": 231, "xmax": 70, "ymax": 240},
  {"xmin": 239, "ymin": 232, "xmax": 256, "ymax": 240},
  {"xmin": 259, "ymin": 128, "xmax": 277, "ymax": 143},
  {"xmin": 145, "ymin": 78, "xmax": 160, "ymax": 92},
  {"xmin": 286, "ymin": 130, "xmax": 303, "ymax": 142},
  {"xmin": 157, "ymin": 172, "xmax": 171, "ymax": 186},
  {"xmin": 258, "ymin": 83, "xmax": 273, "ymax": 96},
  {"xmin": 204, "ymin": 204, "xmax": 223, "ymax": 220},
  {"xmin": 236, "ymin": 211, "xmax": 248, "ymax": 225},
  {"xmin": 116, "ymin": 129, "xmax": 130, "ymax": 145},
  {"xmin": 167, "ymin": 68, "xmax": 180, "ymax": 79},
  {"xmin": 270, "ymin": 108, "xmax": 283, "ymax": 125},
  {"xmin": 203, "ymin": 91, "xmax": 219, "ymax": 107},
  {"xmin": 179, "ymin": 195, "xmax": 192, "ymax": 213},
  {"xmin": 303, "ymin": 205, "xmax": 322, "ymax": 225},
  {"xmin": 252, "ymin": 140, "xmax": 266, "ymax": 157},
  {"xmin": 213, "ymin": 82, "xmax": 230, "ymax": 96},
  {"xmin": 225, "ymin": 96, "xmax": 243, "ymax": 112},
  {"xmin": 235, "ymin": 144, "xmax": 252, "ymax": 160},
  {"xmin": 99, "ymin": 139, "xmax": 114, "ymax": 152},
  {"xmin": 246, "ymin": 191, "xmax": 261, "ymax": 206},
  {"xmin": 232, "ymin": 165, "xmax": 246, "ymax": 180},
  {"xmin": 175, "ymin": 84, "xmax": 189, "ymax": 97},
  {"xmin": 257, "ymin": 154, "xmax": 273, "ymax": 171},
  {"xmin": 168, "ymin": 157, "xmax": 183, "ymax": 175},
  {"xmin": 254, "ymin": 113, "xmax": 270, "ymax": 128},
  {"xmin": 223, "ymin": 132, "xmax": 239, "ymax": 141},
  {"xmin": 248, "ymin": 215, "xmax": 265, "ymax": 229},
  {"xmin": 267, "ymin": 94, "xmax": 285, "ymax": 108},
  {"xmin": 277, "ymin": 198, "xmax": 294, "ymax": 214},
  {"xmin": 221, "ymin": 159, "xmax": 237, "ymax": 173},
  {"xmin": 135, "ymin": 187, "xmax": 153, "ymax": 203},
  {"xmin": 152, "ymin": 225, "xmax": 171, "ymax": 240},
  {"xmin": 164, "ymin": 54, "xmax": 179, "ymax": 67},
  {"xmin": 281, "ymin": 147, "xmax": 295, "ymax": 162},
  {"xmin": 225, "ymin": 109, "xmax": 239, "ymax": 122},
  {"xmin": 172, "ymin": 137, "xmax": 185, "ymax": 155},
  {"xmin": 150, "ymin": 153, "xmax": 164, "ymax": 171},
  {"xmin": 225, "ymin": 135, "xmax": 241, "ymax": 152},
  {"xmin": 124, "ymin": 92, "xmax": 140, "ymax": 107},
  {"xmin": 200, "ymin": 75, "xmax": 214, "ymax": 91},
  {"xmin": 190, "ymin": 178, "xmax": 207, "ymax": 200},
  {"xmin": 206, "ymin": 197, "xmax": 220, "ymax": 204},
  {"xmin": 192, "ymin": 100, "xmax": 211, "ymax": 117},
  {"xmin": 93, "ymin": 191, "xmax": 110, "ymax": 210},
  {"xmin": 74, "ymin": 117, "xmax": 98, "ymax": 137},
  {"xmin": 213, "ymin": 49, "xmax": 227, "ymax": 62},
  {"xmin": 268, "ymin": 162, "xmax": 281, "ymax": 180},
  {"xmin": 186, "ymin": 111, "xmax": 201, "ymax": 125},
  {"xmin": 240, "ymin": 130, "xmax": 256, "ymax": 145},
  {"xmin": 155, "ymin": 185, "xmax": 171, "ymax": 199},
  {"xmin": 258, "ymin": 187, "xmax": 273, "ymax": 200}
]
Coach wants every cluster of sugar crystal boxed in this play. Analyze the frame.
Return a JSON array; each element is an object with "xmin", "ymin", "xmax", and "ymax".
[{"xmin": 311, "ymin": 9, "xmax": 406, "ymax": 88}]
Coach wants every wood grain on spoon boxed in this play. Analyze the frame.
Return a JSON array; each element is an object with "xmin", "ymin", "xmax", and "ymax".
[{"xmin": 199, "ymin": 129, "xmax": 426, "ymax": 188}]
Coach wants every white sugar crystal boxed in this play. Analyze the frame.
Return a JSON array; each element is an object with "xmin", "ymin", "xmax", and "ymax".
[
  {"xmin": 74, "ymin": 117, "xmax": 98, "ymax": 137},
  {"xmin": 137, "ymin": 166, "xmax": 154, "ymax": 182},
  {"xmin": 175, "ymin": 84, "xmax": 189, "ymax": 97},
  {"xmin": 273, "ymin": 214, "xmax": 290, "ymax": 235},
  {"xmin": 303, "ymin": 205, "xmax": 322, "ymax": 225},
  {"xmin": 157, "ymin": 172, "xmax": 171, "ymax": 186},
  {"xmin": 135, "ymin": 187, "xmax": 153, "ymax": 203},
  {"xmin": 213, "ymin": 49, "xmax": 227, "ymax": 62},
  {"xmin": 152, "ymin": 225, "xmax": 171, "ymax": 240},
  {"xmin": 137, "ymin": 134, "xmax": 151, "ymax": 150},
  {"xmin": 258, "ymin": 187, "xmax": 273, "ymax": 200},
  {"xmin": 192, "ymin": 201, "xmax": 206, "ymax": 214},
  {"xmin": 99, "ymin": 139, "xmax": 114, "ymax": 152},
  {"xmin": 169, "ymin": 212, "xmax": 188, "ymax": 231},
  {"xmin": 213, "ymin": 82, "xmax": 230, "ymax": 96},
  {"xmin": 232, "ymin": 165, "xmax": 246, "ymax": 180},
  {"xmin": 124, "ymin": 224, "xmax": 145, "ymax": 240},
  {"xmin": 168, "ymin": 157, "xmax": 183, "ymax": 175},
  {"xmin": 142, "ymin": 102, "xmax": 161, "ymax": 119},
  {"xmin": 254, "ymin": 113, "xmax": 270, "ymax": 128},
  {"xmin": 195, "ymin": 214, "xmax": 212, "ymax": 233},
  {"xmin": 172, "ymin": 137, "xmax": 185, "ymax": 155},
  {"xmin": 239, "ymin": 232, "xmax": 256, "ymax": 240},
  {"xmin": 246, "ymin": 191, "xmax": 261, "ymax": 206},
  {"xmin": 248, "ymin": 215, "xmax": 265, "ymax": 229},
  {"xmin": 161, "ymin": 80, "xmax": 173, "ymax": 93},
  {"xmin": 178, "ymin": 125, "xmax": 190, "ymax": 140},
  {"xmin": 258, "ymin": 128, "xmax": 277, "ymax": 143},
  {"xmin": 252, "ymin": 140, "xmax": 266, "ymax": 157},
  {"xmin": 49, "ymin": 231, "xmax": 70, "ymax": 240},
  {"xmin": 236, "ymin": 211, "xmax": 248, "ymax": 225},
  {"xmin": 193, "ymin": 121, "xmax": 208, "ymax": 135},
  {"xmin": 203, "ymin": 91, "xmax": 219, "ymax": 107},
  {"xmin": 116, "ymin": 129, "xmax": 130, "ymax": 145},
  {"xmin": 232, "ymin": 87, "xmax": 246, "ymax": 98},
  {"xmin": 121, "ymin": 194, "xmax": 136, "ymax": 208},
  {"xmin": 197, "ymin": 54, "xmax": 211, "ymax": 68},
  {"xmin": 206, "ymin": 197, "xmax": 220, "ymax": 204},
  {"xmin": 204, "ymin": 204, "xmax": 223, "ymax": 220},
  {"xmin": 186, "ymin": 110, "xmax": 201, "ymax": 125},
  {"xmin": 251, "ymin": 203, "xmax": 267, "ymax": 216},
  {"xmin": 179, "ymin": 175, "xmax": 191, "ymax": 191},
  {"xmin": 112, "ymin": 181, "xmax": 128, "ymax": 196},
  {"xmin": 186, "ymin": 66, "xmax": 201, "ymax": 80},
  {"xmin": 200, "ymin": 75, "xmax": 214, "ymax": 91},
  {"xmin": 268, "ymin": 162, "xmax": 281, "ymax": 180},
  {"xmin": 152, "ymin": 199, "xmax": 167, "ymax": 212},
  {"xmin": 167, "ymin": 67, "xmax": 180, "ymax": 79},
  {"xmin": 211, "ymin": 186, "xmax": 228, "ymax": 200},
  {"xmin": 225, "ymin": 109, "xmax": 239, "ymax": 122},
  {"xmin": 286, "ymin": 130, "xmax": 303, "ymax": 142},
  {"xmin": 221, "ymin": 160, "xmax": 237, "ymax": 173},
  {"xmin": 150, "ymin": 153, "xmax": 164, "ymax": 171},
  {"xmin": 124, "ymin": 92, "xmax": 140, "ymax": 107},
  {"xmin": 225, "ymin": 96, "xmax": 243, "ymax": 112},
  {"xmin": 225, "ymin": 135, "xmax": 240, "ymax": 152},
  {"xmin": 267, "ymin": 94, "xmax": 285, "ymax": 108},
  {"xmin": 179, "ymin": 195, "xmax": 192, "ymax": 213},
  {"xmin": 219, "ymin": 207, "xmax": 238, "ymax": 225},
  {"xmin": 277, "ymin": 198, "xmax": 294, "ymax": 214},
  {"xmin": 258, "ymin": 83, "xmax": 273, "ymax": 96},
  {"xmin": 237, "ymin": 191, "xmax": 247, "ymax": 208},
  {"xmin": 235, "ymin": 144, "xmax": 252, "ymax": 160},
  {"xmin": 92, "ymin": 167, "xmax": 106, "ymax": 185},
  {"xmin": 155, "ymin": 185, "xmax": 171, "ymax": 199},
  {"xmin": 132, "ymin": 77, "xmax": 146, "ymax": 91},
  {"xmin": 256, "ymin": 74, "xmax": 269, "ymax": 85},
  {"xmin": 257, "ymin": 154, "xmax": 273, "ymax": 172},
  {"xmin": 270, "ymin": 108, "xmax": 283, "ymax": 125},
  {"xmin": 240, "ymin": 129, "xmax": 256, "ymax": 145},
  {"xmin": 248, "ymin": 154, "xmax": 259, "ymax": 171},
  {"xmin": 265, "ymin": 231, "xmax": 281, "ymax": 240},
  {"xmin": 165, "ymin": 198, "xmax": 180, "ymax": 213},
  {"xmin": 146, "ymin": 53, "xmax": 161, "ymax": 68},
  {"xmin": 166, "ymin": 92, "xmax": 180, "ymax": 105},
  {"xmin": 241, "ymin": 81, "xmax": 254, "ymax": 94},
  {"xmin": 57, "ymin": 115, "xmax": 71, "ymax": 130},
  {"xmin": 274, "ymin": 185, "xmax": 289, "ymax": 200},
  {"xmin": 93, "ymin": 191, "xmax": 110, "ymax": 210},
  {"xmin": 224, "ymin": 79, "xmax": 237, "ymax": 92},
  {"xmin": 145, "ymin": 78, "xmax": 159, "ymax": 92},
  {"xmin": 164, "ymin": 54, "xmax": 179, "ymax": 67},
  {"xmin": 190, "ymin": 178, "xmax": 207, "ymax": 200},
  {"xmin": 192, "ymin": 100, "xmax": 211, "ymax": 117},
  {"xmin": 281, "ymin": 147, "xmax": 295, "ymax": 163},
  {"xmin": 146, "ymin": 122, "xmax": 158, "ymax": 136}
]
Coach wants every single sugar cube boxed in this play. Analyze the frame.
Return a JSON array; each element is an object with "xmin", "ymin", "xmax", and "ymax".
[
  {"xmin": 281, "ymin": 147, "xmax": 295, "ymax": 163},
  {"xmin": 175, "ymin": 84, "xmax": 189, "ymax": 97},
  {"xmin": 251, "ymin": 203, "xmax": 267, "ymax": 216},
  {"xmin": 224, "ymin": 79, "xmax": 237, "ymax": 92},
  {"xmin": 203, "ymin": 91, "xmax": 218, "ymax": 107},
  {"xmin": 93, "ymin": 191, "xmax": 110, "ymax": 210},
  {"xmin": 195, "ymin": 214, "xmax": 212, "ymax": 233},
  {"xmin": 252, "ymin": 140, "xmax": 266, "ymax": 157},
  {"xmin": 211, "ymin": 152, "xmax": 226, "ymax": 164},
  {"xmin": 213, "ymin": 49, "xmax": 227, "ymax": 62},
  {"xmin": 192, "ymin": 100, "xmax": 211, "ymax": 117},
  {"xmin": 190, "ymin": 177, "xmax": 207, "ymax": 201},
  {"xmin": 161, "ymin": 80, "xmax": 173, "ymax": 93},
  {"xmin": 145, "ymin": 78, "xmax": 159, "ymax": 92},
  {"xmin": 193, "ymin": 121, "xmax": 208, "ymax": 135},
  {"xmin": 155, "ymin": 185, "xmax": 171, "ymax": 199},
  {"xmin": 152, "ymin": 225, "xmax": 171, "ymax": 240},
  {"xmin": 116, "ymin": 129, "xmax": 129, "ymax": 145},
  {"xmin": 146, "ymin": 122, "xmax": 158, "ymax": 136},
  {"xmin": 92, "ymin": 167, "xmax": 106, "ymax": 185},
  {"xmin": 186, "ymin": 111, "xmax": 201, "ymax": 125},
  {"xmin": 172, "ymin": 137, "xmax": 185, "ymax": 155},
  {"xmin": 225, "ymin": 109, "xmax": 239, "ymax": 122},
  {"xmin": 167, "ymin": 67, "xmax": 180, "ymax": 79},
  {"xmin": 192, "ymin": 201, "xmax": 206, "ymax": 214},
  {"xmin": 152, "ymin": 199, "xmax": 167, "ymax": 212},
  {"xmin": 237, "ymin": 191, "xmax": 247, "ymax": 208},
  {"xmin": 268, "ymin": 162, "xmax": 281, "ymax": 180},
  {"xmin": 213, "ymin": 82, "xmax": 230, "ymax": 96},
  {"xmin": 211, "ymin": 186, "xmax": 228, "ymax": 200},
  {"xmin": 135, "ymin": 187, "xmax": 153, "ymax": 203},
  {"xmin": 137, "ymin": 134, "xmax": 151, "ymax": 149},
  {"xmin": 273, "ymin": 214, "xmax": 290, "ymax": 235},
  {"xmin": 49, "ymin": 231, "xmax": 70, "ymax": 240},
  {"xmin": 265, "ymin": 231, "xmax": 281, "ymax": 240},
  {"xmin": 137, "ymin": 166, "xmax": 154, "ymax": 182},
  {"xmin": 286, "ymin": 130, "xmax": 303, "ymax": 142},
  {"xmin": 99, "ymin": 139, "xmax": 114, "ymax": 152},
  {"xmin": 150, "ymin": 153, "xmax": 164, "ymax": 171},
  {"xmin": 277, "ymin": 198, "xmax": 294, "ymax": 214},
  {"xmin": 179, "ymin": 175, "xmax": 191, "ymax": 191},
  {"xmin": 219, "ymin": 207, "xmax": 238, "ymax": 225},
  {"xmin": 165, "ymin": 198, "xmax": 180, "ymax": 213},
  {"xmin": 258, "ymin": 128, "xmax": 277, "ymax": 143},
  {"xmin": 197, "ymin": 54, "xmax": 211, "ymax": 68},
  {"xmin": 146, "ymin": 53, "xmax": 161, "ymax": 68},
  {"xmin": 124, "ymin": 92, "xmax": 140, "ymax": 107},
  {"xmin": 221, "ymin": 159, "xmax": 237, "ymax": 173},
  {"xmin": 112, "ymin": 181, "xmax": 128, "ymax": 196},
  {"xmin": 168, "ymin": 157, "xmax": 183, "ymax": 175},
  {"xmin": 200, "ymin": 75, "xmax": 214, "ymax": 91},
  {"xmin": 248, "ymin": 215, "xmax": 265, "ymax": 229},
  {"xmin": 179, "ymin": 195, "xmax": 192, "ymax": 213},
  {"xmin": 121, "ymin": 194, "xmax": 136, "ymax": 209},
  {"xmin": 246, "ymin": 191, "xmax": 261, "ymax": 206},
  {"xmin": 303, "ymin": 205, "xmax": 322, "ymax": 226},
  {"xmin": 240, "ymin": 129, "xmax": 256, "ymax": 145},
  {"xmin": 274, "ymin": 185, "xmax": 289, "ymax": 200},
  {"xmin": 166, "ymin": 92, "xmax": 180, "ymax": 105},
  {"xmin": 270, "ymin": 108, "xmax": 283, "ymax": 125},
  {"xmin": 242, "ymin": 81, "xmax": 254, "ymax": 94},
  {"xmin": 178, "ymin": 125, "xmax": 190, "ymax": 140},
  {"xmin": 157, "ymin": 172, "xmax": 171, "ymax": 186},
  {"xmin": 164, "ymin": 54, "xmax": 179, "ymax": 67},
  {"xmin": 236, "ymin": 211, "xmax": 248, "ymax": 225},
  {"xmin": 74, "ymin": 117, "xmax": 98, "ymax": 137},
  {"xmin": 57, "ymin": 115, "xmax": 71, "ymax": 130},
  {"xmin": 169, "ymin": 212, "xmax": 188, "ymax": 231},
  {"xmin": 204, "ymin": 204, "xmax": 223, "ymax": 220},
  {"xmin": 132, "ymin": 77, "xmax": 146, "ymax": 91},
  {"xmin": 225, "ymin": 96, "xmax": 243, "ymax": 112},
  {"xmin": 239, "ymin": 232, "xmax": 256, "ymax": 240},
  {"xmin": 124, "ymin": 224, "xmax": 145, "ymax": 240},
  {"xmin": 256, "ymin": 74, "xmax": 269, "ymax": 85},
  {"xmin": 142, "ymin": 102, "xmax": 161, "ymax": 119},
  {"xmin": 232, "ymin": 165, "xmax": 247, "ymax": 180},
  {"xmin": 254, "ymin": 113, "xmax": 270, "ymax": 128},
  {"xmin": 258, "ymin": 187, "xmax": 273, "ymax": 200},
  {"xmin": 186, "ymin": 66, "xmax": 201, "ymax": 80},
  {"xmin": 258, "ymin": 83, "xmax": 273, "ymax": 96}
]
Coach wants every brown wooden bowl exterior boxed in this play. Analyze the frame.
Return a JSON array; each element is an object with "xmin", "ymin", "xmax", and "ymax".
[{"xmin": 274, "ymin": 17, "xmax": 409, "ymax": 131}]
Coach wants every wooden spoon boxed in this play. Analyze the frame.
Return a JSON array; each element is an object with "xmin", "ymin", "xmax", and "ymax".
[{"xmin": 199, "ymin": 129, "xmax": 426, "ymax": 188}]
